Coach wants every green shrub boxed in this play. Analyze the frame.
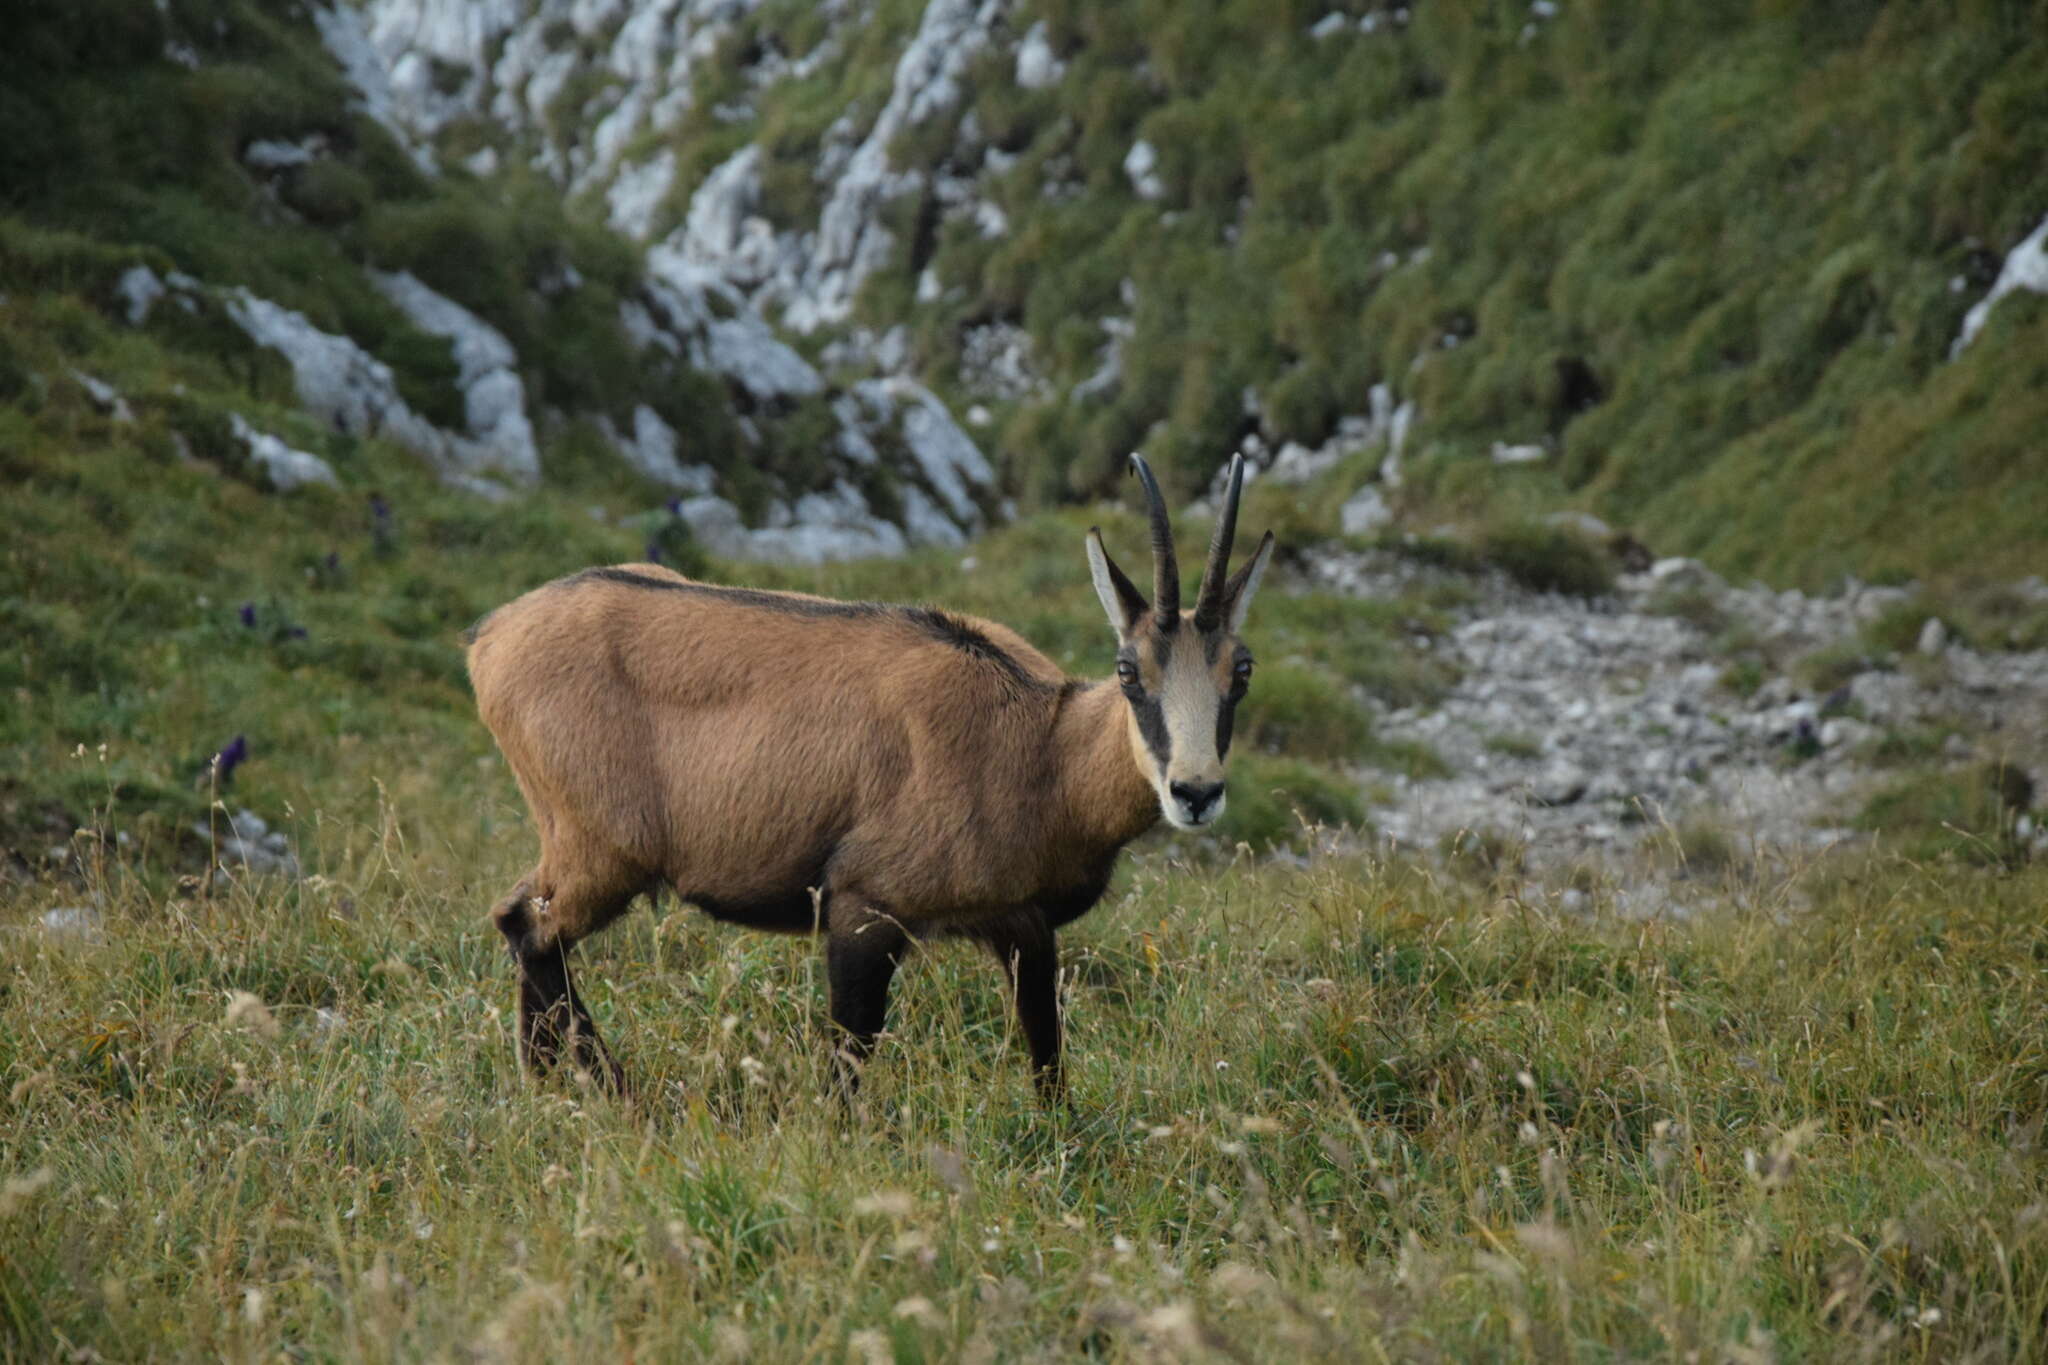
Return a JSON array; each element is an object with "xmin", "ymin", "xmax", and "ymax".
[
  {"xmin": 1241, "ymin": 662, "xmax": 1373, "ymax": 760},
  {"xmin": 1857, "ymin": 761, "xmax": 2036, "ymax": 865},
  {"xmin": 1217, "ymin": 753, "xmax": 1367, "ymax": 851},
  {"xmin": 280, "ymin": 159, "xmax": 372, "ymax": 226},
  {"xmin": 1479, "ymin": 521, "xmax": 1615, "ymax": 597},
  {"xmin": 1718, "ymin": 657, "xmax": 1766, "ymax": 698}
]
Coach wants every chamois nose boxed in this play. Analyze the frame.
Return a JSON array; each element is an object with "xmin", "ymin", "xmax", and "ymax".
[{"xmin": 1170, "ymin": 780, "xmax": 1225, "ymax": 823}]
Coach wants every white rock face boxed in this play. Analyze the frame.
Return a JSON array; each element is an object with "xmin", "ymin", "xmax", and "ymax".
[
  {"xmin": 900, "ymin": 483, "xmax": 967, "ymax": 547},
  {"xmin": 243, "ymin": 137, "xmax": 321, "ymax": 172},
  {"xmin": 678, "ymin": 145, "xmax": 764, "ymax": 272},
  {"xmin": 228, "ymin": 413, "xmax": 340, "ymax": 491},
  {"xmin": 225, "ymin": 288, "xmax": 511, "ymax": 489},
  {"xmin": 319, "ymin": 0, "xmax": 1005, "ymax": 558},
  {"xmin": 781, "ymin": 0, "xmax": 1006, "ymax": 332},
  {"xmin": 1952, "ymin": 213, "xmax": 2048, "ymax": 357},
  {"xmin": 366, "ymin": 0, "xmax": 523, "ymax": 136},
  {"xmin": 643, "ymin": 245, "xmax": 827, "ymax": 400},
  {"xmin": 116, "ymin": 265, "xmax": 165, "ymax": 326},
  {"xmin": 228, "ymin": 290, "xmax": 440, "ymax": 452},
  {"xmin": 69, "ymin": 371, "xmax": 134, "ymax": 423},
  {"xmin": 312, "ymin": 3, "xmax": 434, "ymax": 171},
  {"xmin": 671, "ymin": 482, "xmax": 913, "ymax": 563},
  {"xmin": 607, "ymin": 149, "xmax": 677, "ymax": 240},
  {"xmin": 1123, "ymin": 139, "xmax": 1165, "ymax": 200},
  {"xmin": 1340, "ymin": 485, "xmax": 1392, "ymax": 536},
  {"xmin": 703, "ymin": 316, "xmax": 827, "ymax": 401},
  {"xmin": 877, "ymin": 377, "xmax": 994, "ymax": 527},
  {"xmin": 627, "ymin": 255, "xmax": 993, "ymax": 547},
  {"xmin": 1071, "ymin": 315, "xmax": 1133, "ymax": 402},
  {"xmin": 959, "ymin": 321, "xmax": 1045, "ymax": 399},
  {"xmin": 1014, "ymin": 20, "xmax": 1065, "ymax": 89},
  {"xmin": 601, "ymin": 404, "xmax": 716, "ymax": 492},
  {"xmin": 370, "ymin": 269, "xmax": 539, "ymax": 483}
]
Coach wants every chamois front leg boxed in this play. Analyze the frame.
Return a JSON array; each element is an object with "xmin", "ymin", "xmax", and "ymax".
[
  {"xmin": 824, "ymin": 901, "xmax": 909, "ymax": 1099},
  {"xmin": 490, "ymin": 880, "xmax": 627, "ymax": 1096},
  {"xmin": 983, "ymin": 911, "xmax": 1065, "ymax": 1106}
]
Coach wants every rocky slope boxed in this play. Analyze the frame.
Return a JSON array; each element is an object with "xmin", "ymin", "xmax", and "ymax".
[
  {"xmin": 6, "ymin": 1, "xmax": 1009, "ymax": 566},
  {"xmin": 1307, "ymin": 539, "xmax": 2048, "ymax": 903},
  {"xmin": 331, "ymin": 0, "xmax": 2048, "ymax": 582}
]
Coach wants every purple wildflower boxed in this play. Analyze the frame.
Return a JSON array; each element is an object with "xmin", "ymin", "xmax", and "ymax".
[
  {"xmin": 665, "ymin": 496, "xmax": 684, "ymax": 517},
  {"xmin": 369, "ymin": 493, "xmax": 395, "ymax": 555},
  {"xmin": 645, "ymin": 538, "xmax": 664, "ymax": 564},
  {"xmin": 211, "ymin": 734, "xmax": 248, "ymax": 784},
  {"xmin": 238, "ymin": 602, "xmax": 257, "ymax": 628}
]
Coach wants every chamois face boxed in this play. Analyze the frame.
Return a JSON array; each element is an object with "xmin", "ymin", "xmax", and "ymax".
[
  {"xmin": 1085, "ymin": 452, "xmax": 1274, "ymax": 831},
  {"xmin": 1113, "ymin": 611, "xmax": 1259, "ymax": 829}
]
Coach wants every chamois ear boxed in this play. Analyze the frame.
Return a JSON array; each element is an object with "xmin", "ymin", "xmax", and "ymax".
[
  {"xmin": 1085, "ymin": 528, "xmax": 1149, "ymax": 635},
  {"xmin": 1221, "ymin": 530, "xmax": 1276, "ymax": 636}
]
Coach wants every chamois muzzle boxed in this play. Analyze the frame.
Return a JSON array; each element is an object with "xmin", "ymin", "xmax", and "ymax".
[{"xmin": 1169, "ymin": 779, "xmax": 1226, "ymax": 825}]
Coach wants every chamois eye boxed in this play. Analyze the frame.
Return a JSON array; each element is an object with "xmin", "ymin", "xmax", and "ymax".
[
  {"xmin": 1232, "ymin": 658, "xmax": 1253, "ymax": 688},
  {"xmin": 1116, "ymin": 660, "xmax": 1141, "ymax": 690}
]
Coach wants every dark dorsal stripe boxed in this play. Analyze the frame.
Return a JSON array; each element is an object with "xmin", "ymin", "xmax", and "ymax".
[
  {"xmin": 902, "ymin": 607, "xmax": 1046, "ymax": 690},
  {"xmin": 567, "ymin": 568, "xmax": 1047, "ymax": 690},
  {"xmin": 568, "ymin": 567, "xmax": 892, "ymax": 620}
]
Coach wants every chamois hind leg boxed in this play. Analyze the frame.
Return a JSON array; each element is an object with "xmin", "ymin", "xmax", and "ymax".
[
  {"xmin": 490, "ymin": 871, "xmax": 637, "ymax": 1095},
  {"xmin": 981, "ymin": 910, "xmax": 1065, "ymax": 1106},
  {"xmin": 824, "ymin": 900, "xmax": 909, "ymax": 1099}
]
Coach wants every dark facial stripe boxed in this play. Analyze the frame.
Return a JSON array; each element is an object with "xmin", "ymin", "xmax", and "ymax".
[
  {"xmin": 1216, "ymin": 694, "xmax": 1239, "ymax": 760},
  {"xmin": 1132, "ymin": 694, "xmax": 1170, "ymax": 765}
]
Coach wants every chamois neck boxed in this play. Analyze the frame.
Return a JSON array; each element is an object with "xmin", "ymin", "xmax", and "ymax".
[{"xmin": 1050, "ymin": 679, "xmax": 1159, "ymax": 852}]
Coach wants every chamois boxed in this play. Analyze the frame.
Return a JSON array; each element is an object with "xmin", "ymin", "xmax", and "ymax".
[{"xmin": 466, "ymin": 453, "xmax": 1275, "ymax": 1101}]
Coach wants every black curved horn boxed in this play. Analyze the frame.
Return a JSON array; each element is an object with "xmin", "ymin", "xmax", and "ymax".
[
  {"xmin": 1129, "ymin": 453, "xmax": 1179, "ymax": 619},
  {"xmin": 1193, "ymin": 453, "xmax": 1245, "ymax": 631}
]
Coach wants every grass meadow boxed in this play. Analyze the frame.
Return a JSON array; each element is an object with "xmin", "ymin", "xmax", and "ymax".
[
  {"xmin": 7, "ymin": 323, "xmax": 2048, "ymax": 1360},
  {"xmin": 6, "ymin": 798, "xmax": 2048, "ymax": 1360}
]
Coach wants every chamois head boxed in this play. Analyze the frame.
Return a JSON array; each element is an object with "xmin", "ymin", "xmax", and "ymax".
[{"xmin": 1086, "ymin": 453, "xmax": 1275, "ymax": 831}]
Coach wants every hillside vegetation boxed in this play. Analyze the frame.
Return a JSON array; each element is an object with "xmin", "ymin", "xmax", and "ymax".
[{"xmin": 573, "ymin": 0, "xmax": 2048, "ymax": 584}]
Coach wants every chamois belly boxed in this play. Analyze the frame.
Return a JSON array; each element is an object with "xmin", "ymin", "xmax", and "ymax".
[{"xmin": 686, "ymin": 886, "xmax": 832, "ymax": 933}]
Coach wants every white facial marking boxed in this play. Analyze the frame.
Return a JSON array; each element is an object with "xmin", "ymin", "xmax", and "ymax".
[{"xmin": 1144, "ymin": 627, "xmax": 1228, "ymax": 829}]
